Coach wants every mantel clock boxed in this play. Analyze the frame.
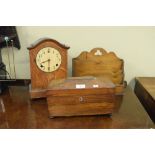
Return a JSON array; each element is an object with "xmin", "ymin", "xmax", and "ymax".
[{"xmin": 27, "ymin": 38, "xmax": 70, "ymax": 99}]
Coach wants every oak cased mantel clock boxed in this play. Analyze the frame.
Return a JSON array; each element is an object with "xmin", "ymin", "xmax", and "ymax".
[{"xmin": 27, "ymin": 38, "xmax": 70, "ymax": 99}]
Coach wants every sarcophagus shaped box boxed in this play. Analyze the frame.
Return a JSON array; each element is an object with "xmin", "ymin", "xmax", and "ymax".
[{"xmin": 46, "ymin": 76, "xmax": 117, "ymax": 117}]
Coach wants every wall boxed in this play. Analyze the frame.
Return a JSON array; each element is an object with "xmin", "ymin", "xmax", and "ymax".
[{"xmin": 1, "ymin": 26, "xmax": 155, "ymax": 88}]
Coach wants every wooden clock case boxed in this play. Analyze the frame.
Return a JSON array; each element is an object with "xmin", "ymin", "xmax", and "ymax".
[{"xmin": 27, "ymin": 38, "xmax": 70, "ymax": 99}]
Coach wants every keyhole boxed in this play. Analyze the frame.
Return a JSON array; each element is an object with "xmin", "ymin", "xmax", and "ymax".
[{"xmin": 79, "ymin": 96, "xmax": 83, "ymax": 102}]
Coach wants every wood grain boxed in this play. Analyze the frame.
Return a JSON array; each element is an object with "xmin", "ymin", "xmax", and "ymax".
[
  {"xmin": 27, "ymin": 38, "xmax": 70, "ymax": 50},
  {"xmin": 28, "ymin": 38, "xmax": 69, "ymax": 99},
  {"xmin": 48, "ymin": 102, "xmax": 115, "ymax": 117},
  {"xmin": 0, "ymin": 85, "xmax": 154, "ymax": 128},
  {"xmin": 72, "ymin": 48, "xmax": 124, "ymax": 85},
  {"xmin": 135, "ymin": 77, "xmax": 155, "ymax": 123},
  {"xmin": 46, "ymin": 77, "xmax": 116, "ymax": 117}
]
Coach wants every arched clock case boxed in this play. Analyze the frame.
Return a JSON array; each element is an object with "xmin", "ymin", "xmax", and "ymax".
[{"xmin": 27, "ymin": 38, "xmax": 70, "ymax": 99}]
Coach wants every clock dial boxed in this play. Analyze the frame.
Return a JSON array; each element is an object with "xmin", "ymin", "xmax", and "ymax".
[{"xmin": 36, "ymin": 47, "xmax": 62, "ymax": 72}]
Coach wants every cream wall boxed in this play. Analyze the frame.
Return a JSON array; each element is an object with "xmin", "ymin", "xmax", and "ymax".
[{"xmin": 2, "ymin": 26, "xmax": 155, "ymax": 88}]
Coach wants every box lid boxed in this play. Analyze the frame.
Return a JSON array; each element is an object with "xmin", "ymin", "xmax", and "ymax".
[{"xmin": 46, "ymin": 76, "xmax": 116, "ymax": 96}]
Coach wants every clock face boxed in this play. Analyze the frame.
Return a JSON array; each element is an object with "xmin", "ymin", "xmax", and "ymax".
[{"xmin": 36, "ymin": 47, "xmax": 62, "ymax": 72}]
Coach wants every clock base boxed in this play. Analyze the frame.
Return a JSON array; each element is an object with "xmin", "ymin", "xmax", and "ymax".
[{"xmin": 29, "ymin": 84, "xmax": 46, "ymax": 99}]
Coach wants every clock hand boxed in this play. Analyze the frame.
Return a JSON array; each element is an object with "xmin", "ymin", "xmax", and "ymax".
[
  {"xmin": 48, "ymin": 59, "xmax": 50, "ymax": 65},
  {"xmin": 40, "ymin": 59, "xmax": 51, "ymax": 64},
  {"xmin": 40, "ymin": 59, "xmax": 49, "ymax": 64},
  {"xmin": 48, "ymin": 59, "xmax": 51, "ymax": 71}
]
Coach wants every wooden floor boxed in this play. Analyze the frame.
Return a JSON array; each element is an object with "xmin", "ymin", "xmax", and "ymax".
[{"xmin": 0, "ymin": 85, "xmax": 154, "ymax": 129}]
